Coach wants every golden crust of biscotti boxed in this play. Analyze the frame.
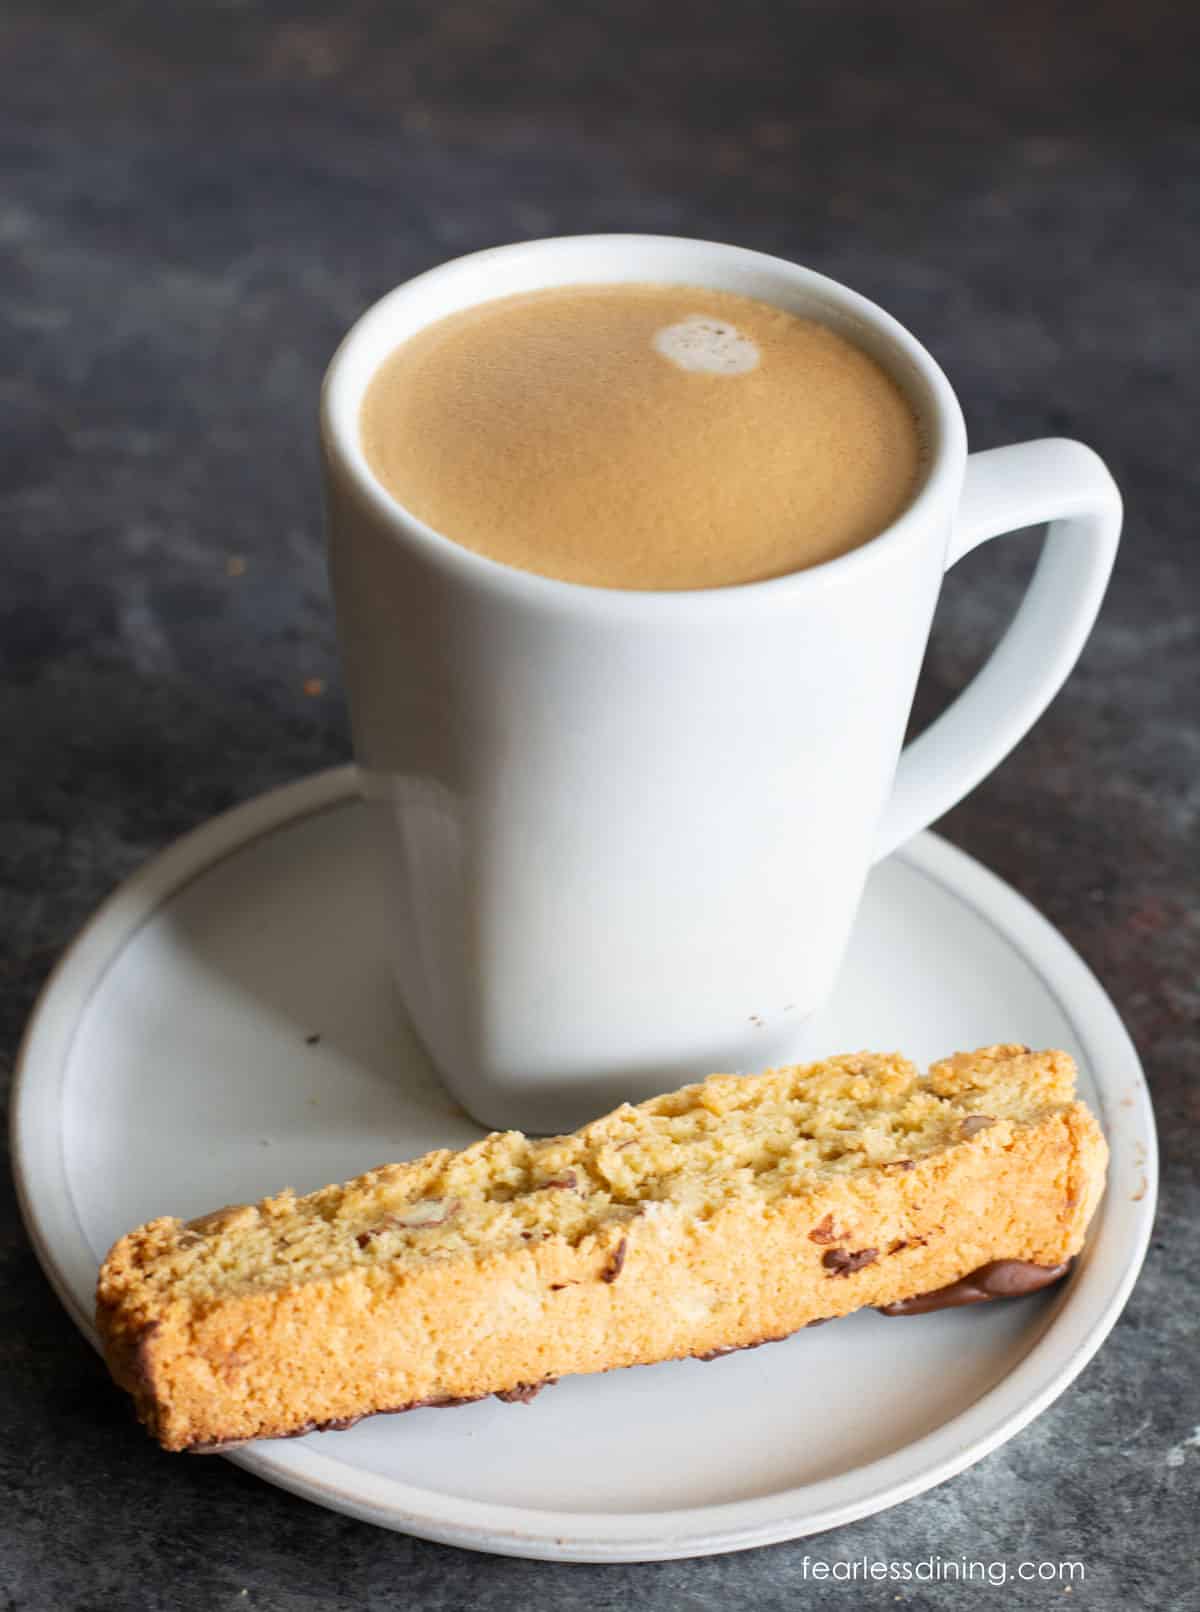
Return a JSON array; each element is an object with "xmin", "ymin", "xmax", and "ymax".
[{"xmin": 96, "ymin": 1045, "xmax": 1108, "ymax": 1450}]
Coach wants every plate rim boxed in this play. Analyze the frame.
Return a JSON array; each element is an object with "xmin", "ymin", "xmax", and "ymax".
[{"xmin": 10, "ymin": 765, "xmax": 1159, "ymax": 1562}]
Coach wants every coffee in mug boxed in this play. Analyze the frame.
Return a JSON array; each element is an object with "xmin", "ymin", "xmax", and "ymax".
[{"xmin": 358, "ymin": 284, "xmax": 925, "ymax": 591}]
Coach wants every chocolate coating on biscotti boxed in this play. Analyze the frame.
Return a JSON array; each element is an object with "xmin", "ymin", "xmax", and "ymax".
[{"xmin": 877, "ymin": 1257, "xmax": 1072, "ymax": 1315}]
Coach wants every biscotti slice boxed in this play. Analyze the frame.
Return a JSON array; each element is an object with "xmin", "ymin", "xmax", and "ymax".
[{"xmin": 96, "ymin": 1044, "xmax": 1107, "ymax": 1451}]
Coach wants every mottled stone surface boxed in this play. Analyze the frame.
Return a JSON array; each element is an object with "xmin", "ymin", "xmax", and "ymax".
[{"xmin": 1, "ymin": 1, "xmax": 1197, "ymax": 1607}]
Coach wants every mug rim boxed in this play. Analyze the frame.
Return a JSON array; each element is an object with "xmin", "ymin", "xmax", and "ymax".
[{"xmin": 320, "ymin": 234, "xmax": 968, "ymax": 613}]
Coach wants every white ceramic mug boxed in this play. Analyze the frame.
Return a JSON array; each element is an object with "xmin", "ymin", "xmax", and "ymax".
[{"xmin": 321, "ymin": 235, "xmax": 1121, "ymax": 1132}]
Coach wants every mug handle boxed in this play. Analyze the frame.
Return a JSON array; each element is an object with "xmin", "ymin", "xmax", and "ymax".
[{"xmin": 873, "ymin": 437, "xmax": 1122, "ymax": 861}]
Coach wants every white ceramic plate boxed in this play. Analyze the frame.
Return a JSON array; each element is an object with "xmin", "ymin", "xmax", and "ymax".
[{"xmin": 12, "ymin": 767, "xmax": 1156, "ymax": 1562}]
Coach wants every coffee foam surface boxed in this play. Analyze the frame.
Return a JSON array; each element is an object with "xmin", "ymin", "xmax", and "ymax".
[{"xmin": 359, "ymin": 284, "xmax": 923, "ymax": 591}]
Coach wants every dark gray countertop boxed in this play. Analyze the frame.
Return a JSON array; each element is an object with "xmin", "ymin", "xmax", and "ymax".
[{"xmin": 2, "ymin": 3, "xmax": 1197, "ymax": 1607}]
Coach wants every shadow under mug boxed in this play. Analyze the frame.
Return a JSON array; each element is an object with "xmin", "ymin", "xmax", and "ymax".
[{"xmin": 321, "ymin": 235, "xmax": 1121, "ymax": 1133}]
